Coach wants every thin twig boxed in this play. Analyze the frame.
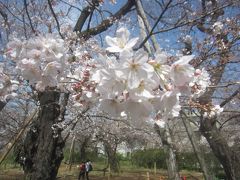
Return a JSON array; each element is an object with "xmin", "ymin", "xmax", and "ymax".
[
  {"xmin": 152, "ymin": 2, "xmax": 233, "ymax": 35},
  {"xmin": 135, "ymin": 0, "xmax": 172, "ymax": 50},
  {"xmin": 47, "ymin": 0, "xmax": 64, "ymax": 38},
  {"xmin": 58, "ymin": 0, "xmax": 82, "ymax": 11},
  {"xmin": 23, "ymin": 0, "xmax": 35, "ymax": 34}
]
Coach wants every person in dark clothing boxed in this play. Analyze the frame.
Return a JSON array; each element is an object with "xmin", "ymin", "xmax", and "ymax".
[{"xmin": 85, "ymin": 160, "xmax": 93, "ymax": 180}]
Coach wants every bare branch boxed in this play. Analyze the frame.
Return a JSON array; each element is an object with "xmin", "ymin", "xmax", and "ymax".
[
  {"xmin": 219, "ymin": 114, "xmax": 240, "ymax": 130},
  {"xmin": 220, "ymin": 88, "xmax": 240, "ymax": 108},
  {"xmin": 135, "ymin": 0, "xmax": 160, "ymax": 51},
  {"xmin": 73, "ymin": 0, "xmax": 100, "ymax": 32},
  {"xmin": 152, "ymin": 2, "xmax": 233, "ymax": 35},
  {"xmin": 48, "ymin": 0, "xmax": 64, "ymax": 38},
  {"xmin": 135, "ymin": 0, "xmax": 172, "ymax": 50},
  {"xmin": 58, "ymin": 0, "xmax": 82, "ymax": 12},
  {"xmin": 78, "ymin": 0, "xmax": 135, "ymax": 40},
  {"xmin": 23, "ymin": 0, "xmax": 35, "ymax": 34}
]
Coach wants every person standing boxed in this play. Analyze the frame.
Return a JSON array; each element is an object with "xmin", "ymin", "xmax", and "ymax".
[
  {"xmin": 85, "ymin": 160, "xmax": 93, "ymax": 180},
  {"xmin": 78, "ymin": 161, "xmax": 86, "ymax": 180}
]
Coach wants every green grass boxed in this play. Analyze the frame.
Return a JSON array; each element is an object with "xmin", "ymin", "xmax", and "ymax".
[{"xmin": 0, "ymin": 159, "xmax": 204, "ymax": 180}]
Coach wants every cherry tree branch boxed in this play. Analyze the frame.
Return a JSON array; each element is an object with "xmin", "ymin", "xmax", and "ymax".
[
  {"xmin": 220, "ymin": 88, "xmax": 240, "ymax": 108},
  {"xmin": 77, "ymin": 0, "xmax": 135, "ymax": 40},
  {"xmin": 48, "ymin": 0, "xmax": 64, "ymax": 38},
  {"xmin": 0, "ymin": 101, "xmax": 6, "ymax": 111},
  {"xmin": 135, "ymin": 0, "xmax": 160, "ymax": 51},
  {"xmin": 219, "ymin": 114, "xmax": 240, "ymax": 130},
  {"xmin": 58, "ymin": 0, "xmax": 82, "ymax": 12},
  {"xmin": 24, "ymin": 0, "xmax": 35, "ymax": 34},
  {"xmin": 135, "ymin": 0, "xmax": 172, "ymax": 50},
  {"xmin": 152, "ymin": 2, "xmax": 233, "ymax": 35},
  {"xmin": 73, "ymin": 0, "xmax": 100, "ymax": 32}
]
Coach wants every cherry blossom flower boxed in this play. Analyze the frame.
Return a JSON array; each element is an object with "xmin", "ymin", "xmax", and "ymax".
[
  {"xmin": 149, "ymin": 51, "xmax": 171, "ymax": 89},
  {"xmin": 212, "ymin": 22, "xmax": 223, "ymax": 34},
  {"xmin": 203, "ymin": 105, "xmax": 224, "ymax": 118},
  {"xmin": 122, "ymin": 100, "xmax": 154, "ymax": 121},
  {"xmin": 160, "ymin": 90, "xmax": 181, "ymax": 118},
  {"xmin": 17, "ymin": 58, "xmax": 41, "ymax": 85},
  {"xmin": 105, "ymin": 27, "xmax": 138, "ymax": 53},
  {"xmin": 6, "ymin": 34, "xmax": 69, "ymax": 91},
  {"xmin": 121, "ymin": 49, "xmax": 154, "ymax": 89},
  {"xmin": 4, "ymin": 27, "xmax": 214, "ymax": 123},
  {"xmin": 0, "ymin": 72, "xmax": 11, "ymax": 100},
  {"xmin": 99, "ymin": 99, "xmax": 124, "ymax": 117},
  {"xmin": 190, "ymin": 68, "xmax": 210, "ymax": 97},
  {"xmin": 155, "ymin": 119, "xmax": 166, "ymax": 128},
  {"xmin": 170, "ymin": 55, "xmax": 195, "ymax": 86}
]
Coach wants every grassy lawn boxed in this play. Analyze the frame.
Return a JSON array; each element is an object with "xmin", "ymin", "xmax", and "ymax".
[{"xmin": 0, "ymin": 161, "xmax": 204, "ymax": 180}]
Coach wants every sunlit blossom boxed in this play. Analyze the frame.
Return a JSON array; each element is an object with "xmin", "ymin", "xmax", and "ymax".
[{"xmin": 105, "ymin": 27, "xmax": 138, "ymax": 53}]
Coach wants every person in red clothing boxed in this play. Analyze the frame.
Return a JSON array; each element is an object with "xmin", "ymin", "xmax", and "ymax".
[{"xmin": 78, "ymin": 161, "xmax": 86, "ymax": 180}]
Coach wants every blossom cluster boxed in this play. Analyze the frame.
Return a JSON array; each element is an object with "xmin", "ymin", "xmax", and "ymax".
[
  {"xmin": 6, "ymin": 34, "xmax": 69, "ymax": 91},
  {"xmin": 0, "ymin": 69, "xmax": 11, "ymax": 101},
  {"xmin": 3, "ymin": 27, "xmax": 212, "ymax": 122},
  {"xmin": 203, "ymin": 104, "xmax": 223, "ymax": 118},
  {"xmin": 0, "ymin": 64, "xmax": 18, "ymax": 101},
  {"xmin": 92, "ymin": 27, "xmax": 211, "ymax": 121}
]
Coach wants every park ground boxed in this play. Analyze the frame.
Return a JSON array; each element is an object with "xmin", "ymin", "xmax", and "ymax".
[{"xmin": 0, "ymin": 162, "xmax": 203, "ymax": 180}]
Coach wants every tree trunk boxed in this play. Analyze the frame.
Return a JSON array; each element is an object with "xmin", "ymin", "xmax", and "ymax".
[
  {"xmin": 155, "ymin": 123, "xmax": 180, "ymax": 180},
  {"xmin": 200, "ymin": 116, "xmax": 240, "ymax": 180},
  {"xmin": 164, "ymin": 125, "xmax": 181, "ymax": 180},
  {"xmin": 107, "ymin": 150, "xmax": 119, "ymax": 173},
  {"xmin": 79, "ymin": 136, "xmax": 90, "ymax": 161},
  {"xmin": 20, "ymin": 91, "xmax": 65, "ymax": 180},
  {"xmin": 181, "ymin": 114, "xmax": 213, "ymax": 180},
  {"xmin": 0, "ymin": 100, "xmax": 6, "ymax": 111},
  {"xmin": 68, "ymin": 135, "xmax": 75, "ymax": 171},
  {"xmin": 104, "ymin": 143, "xmax": 119, "ymax": 173}
]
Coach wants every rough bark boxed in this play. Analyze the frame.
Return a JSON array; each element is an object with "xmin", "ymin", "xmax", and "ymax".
[
  {"xmin": 78, "ymin": 0, "xmax": 135, "ymax": 40},
  {"xmin": 1, "ymin": 109, "xmax": 38, "ymax": 165},
  {"xmin": 68, "ymin": 135, "xmax": 75, "ymax": 170},
  {"xmin": 0, "ymin": 100, "xmax": 6, "ymax": 111},
  {"xmin": 19, "ymin": 91, "xmax": 65, "ymax": 180},
  {"xmin": 155, "ymin": 123, "xmax": 180, "ymax": 180},
  {"xmin": 200, "ymin": 116, "xmax": 240, "ymax": 180},
  {"xmin": 79, "ymin": 136, "xmax": 90, "ymax": 161},
  {"xmin": 137, "ymin": 14, "xmax": 152, "ymax": 54},
  {"xmin": 104, "ymin": 142, "xmax": 119, "ymax": 173},
  {"xmin": 181, "ymin": 113, "xmax": 213, "ymax": 180},
  {"xmin": 73, "ymin": 0, "xmax": 100, "ymax": 32},
  {"xmin": 135, "ymin": 0, "xmax": 160, "ymax": 51}
]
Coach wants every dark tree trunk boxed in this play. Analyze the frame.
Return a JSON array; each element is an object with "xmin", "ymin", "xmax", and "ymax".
[
  {"xmin": 79, "ymin": 137, "xmax": 89, "ymax": 162},
  {"xmin": 200, "ymin": 116, "xmax": 240, "ymax": 180},
  {"xmin": 20, "ymin": 91, "xmax": 65, "ymax": 180},
  {"xmin": 0, "ymin": 100, "xmax": 6, "ymax": 111},
  {"xmin": 104, "ymin": 143, "xmax": 119, "ymax": 173}
]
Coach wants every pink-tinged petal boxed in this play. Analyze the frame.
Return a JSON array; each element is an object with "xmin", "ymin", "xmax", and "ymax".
[
  {"xmin": 123, "ymin": 100, "xmax": 153, "ymax": 120},
  {"xmin": 99, "ymin": 99, "xmax": 123, "ymax": 117},
  {"xmin": 156, "ymin": 120, "xmax": 166, "ymax": 128},
  {"xmin": 125, "ymin": 37, "xmax": 139, "ymax": 49},
  {"xmin": 141, "ymin": 89, "xmax": 155, "ymax": 98},
  {"xmin": 155, "ymin": 51, "xmax": 168, "ymax": 63},
  {"xmin": 105, "ymin": 36, "xmax": 118, "ymax": 47},
  {"xmin": 106, "ymin": 46, "xmax": 123, "ymax": 53},
  {"xmin": 142, "ymin": 63, "xmax": 154, "ymax": 73},
  {"xmin": 116, "ymin": 27, "xmax": 130, "ymax": 44},
  {"xmin": 174, "ymin": 55, "xmax": 194, "ymax": 65},
  {"xmin": 136, "ymin": 68, "xmax": 148, "ymax": 79},
  {"xmin": 128, "ymin": 71, "xmax": 141, "ymax": 89}
]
